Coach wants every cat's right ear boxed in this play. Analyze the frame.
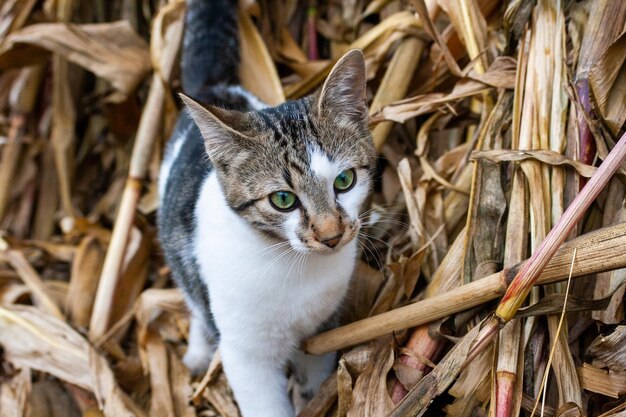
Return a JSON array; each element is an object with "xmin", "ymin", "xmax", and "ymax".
[
  {"xmin": 316, "ymin": 49, "xmax": 368, "ymax": 127},
  {"xmin": 180, "ymin": 94, "xmax": 252, "ymax": 165}
]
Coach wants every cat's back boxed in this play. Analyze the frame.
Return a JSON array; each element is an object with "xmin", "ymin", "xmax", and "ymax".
[{"xmin": 158, "ymin": 116, "xmax": 207, "ymax": 249}]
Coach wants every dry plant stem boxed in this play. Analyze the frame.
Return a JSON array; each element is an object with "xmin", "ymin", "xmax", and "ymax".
[
  {"xmin": 238, "ymin": 4, "xmax": 285, "ymax": 105},
  {"xmin": 370, "ymin": 36, "xmax": 424, "ymax": 151},
  {"xmin": 495, "ymin": 320, "xmax": 521, "ymax": 417},
  {"xmin": 466, "ymin": 131, "xmax": 626, "ymax": 369},
  {"xmin": 51, "ymin": 54, "xmax": 76, "ymax": 217},
  {"xmin": 89, "ymin": 3, "xmax": 184, "ymax": 339},
  {"xmin": 90, "ymin": 178, "xmax": 143, "ymax": 338},
  {"xmin": 0, "ymin": 66, "xmax": 42, "ymax": 222},
  {"xmin": 0, "ymin": 114, "xmax": 25, "ymax": 222},
  {"xmin": 453, "ymin": 0, "xmax": 493, "ymax": 283},
  {"xmin": 494, "ymin": 167, "xmax": 527, "ymax": 417},
  {"xmin": 530, "ymin": 249, "xmax": 577, "ymax": 417},
  {"xmin": 284, "ymin": 11, "xmax": 421, "ymax": 99},
  {"xmin": 495, "ymin": 131, "xmax": 626, "ymax": 321},
  {"xmin": 2, "ymin": 250, "xmax": 64, "ymax": 320},
  {"xmin": 390, "ymin": 326, "xmax": 445, "ymax": 403},
  {"xmin": 304, "ymin": 220, "xmax": 626, "ymax": 355},
  {"xmin": 89, "ymin": 74, "xmax": 164, "ymax": 339},
  {"xmin": 51, "ymin": 0, "xmax": 76, "ymax": 217},
  {"xmin": 389, "ymin": 228, "xmax": 467, "ymax": 402}
]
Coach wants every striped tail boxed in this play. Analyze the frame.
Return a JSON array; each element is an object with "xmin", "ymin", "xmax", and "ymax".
[{"xmin": 181, "ymin": 0, "xmax": 240, "ymax": 99}]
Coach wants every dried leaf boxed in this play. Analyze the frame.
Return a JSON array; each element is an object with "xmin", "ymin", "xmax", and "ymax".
[
  {"xmin": 471, "ymin": 149, "xmax": 599, "ymax": 178},
  {"xmin": 589, "ymin": 29, "xmax": 626, "ymax": 135},
  {"xmin": 347, "ymin": 337, "xmax": 394, "ymax": 417},
  {"xmin": 0, "ymin": 367, "xmax": 30, "ymax": 417},
  {"xmin": 577, "ymin": 363, "xmax": 626, "ymax": 398},
  {"xmin": 587, "ymin": 326, "xmax": 626, "ymax": 373},
  {"xmin": 0, "ymin": 21, "xmax": 150, "ymax": 101},
  {"xmin": 0, "ymin": 305, "xmax": 143, "ymax": 417}
]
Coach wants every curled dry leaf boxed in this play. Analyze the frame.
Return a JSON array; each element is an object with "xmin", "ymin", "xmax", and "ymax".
[
  {"xmin": 586, "ymin": 326, "xmax": 626, "ymax": 373},
  {"xmin": 471, "ymin": 149, "xmax": 599, "ymax": 178},
  {"xmin": 371, "ymin": 57, "xmax": 516, "ymax": 125},
  {"xmin": 346, "ymin": 337, "xmax": 394, "ymax": 417},
  {"xmin": 239, "ymin": 2, "xmax": 285, "ymax": 105},
  {"xmin": 0, "ymin": 21, "xmax": 151, "ymax": 101},
  {"xmin": 576, "ymin": 363, "xmax": 626, "ymax": 399},
  {"xmin": 588, "ymin": 29, "xmax": 626, "ymax": 135},
  {"xmin": 67, "ymin": 235, "xmax": 105, "ymax": 329},
  {"xmin": 0, "ymin": 305, "xmax": 142, "ymax": 417}
]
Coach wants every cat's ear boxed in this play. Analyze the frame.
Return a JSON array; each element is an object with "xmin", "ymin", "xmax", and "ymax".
[
  {"xmin": 317, "ymin": 49, "xmax": 368, "ymax": 126},
  {"xmin": 180, "ymin": 94, "xmax": 253, "ymax": 164}
]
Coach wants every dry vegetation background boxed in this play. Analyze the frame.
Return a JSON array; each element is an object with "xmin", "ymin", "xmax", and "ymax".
[{"xmin": 1, "ymin": 0, "xmax": 626, "ymax": 416}]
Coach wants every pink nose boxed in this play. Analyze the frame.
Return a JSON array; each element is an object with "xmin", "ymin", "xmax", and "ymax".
[{"xmin": 321, "ymin": 235, "xmax": 342, "ymax": 248}]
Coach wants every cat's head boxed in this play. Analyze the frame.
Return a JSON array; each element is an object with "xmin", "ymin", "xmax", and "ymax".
[{"xmin": 182, "ymin": 49, "xmax": 376, "ymax": 253}]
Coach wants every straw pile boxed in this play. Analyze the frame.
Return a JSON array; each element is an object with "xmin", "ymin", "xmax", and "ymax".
[{"xmin": 1, "ymin": 0, "xmax": 626, "ymax": 416}]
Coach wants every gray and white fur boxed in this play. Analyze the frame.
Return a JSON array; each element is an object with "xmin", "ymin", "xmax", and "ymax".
[{"xmin": 158, "ymin": 1, "xmax": 376, "ymax": 416}]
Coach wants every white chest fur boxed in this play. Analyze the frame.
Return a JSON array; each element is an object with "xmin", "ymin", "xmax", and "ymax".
[
  {"xmin": 194, "ymin": 173, "xmax": 356, "ymax": 344},
  {"xmin": 193, "ymin": 172, "xmax": 356, "ymax": 417}
]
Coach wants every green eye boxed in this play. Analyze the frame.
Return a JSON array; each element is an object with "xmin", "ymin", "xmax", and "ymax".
[
  {"xmin": 334, "ymin": 169, "xmax": 356, "ymax": 192},
  {"xmin": 269, "ymin": 191, "xmax": 298, "ymax": 211}
]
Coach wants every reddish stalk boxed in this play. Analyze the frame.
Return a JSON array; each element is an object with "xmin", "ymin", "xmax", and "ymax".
[
  {"xmin": 477, "ymin": 129, "xmax": 626, "ymax": 357},
  {"xmin": 576, "ymin": 79, "xmax": 596, "ymax": 189},
  {"xmin": 390, "ymin": 326, "xmax": 446, "ymax": 403}
]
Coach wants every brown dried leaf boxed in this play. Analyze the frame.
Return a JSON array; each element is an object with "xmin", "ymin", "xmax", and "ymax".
[
  {"xmin": 556, "ymin": 403, "xmax": 584, "ymax": 417},
  {"xmin": 0, "ymin": 305, "xmax": 143, "ymax": 416},
  {"xmin": 577, "ymin": 363, "xmax": 626, "ymax": 398},
  {"xmin": 0, "ymin": 21, "xmax": 151, "ymax": 101},
  {"xmin": 0, "ymin": 367, "xmax": 30, "ymax": 417},
  {"xmin": 515, "ymin": 278, "xmax": 626, "ymax": 318},
  {"xmin": 146, "ymin": 330, "xmax": 176, "ymax": 417},
  {"xmin": 135, "ymin": 288, "xmax": 186, "ymax": 369},
  {"xmin": 22, "ymin": 240, "xmax": 75, "ymax": 262},
  {"xmin": 67, "ymin": 236, "xmax": 105, "ymax": 329},
  {"xmin": 471, "ymin": 149, "xmax": 599, "ymax": 178},
  {"xmin": 30, "ymin": 380, "xmax": 81, "ymax": 417},
  {"xmin": 203, "ymin": 372, "xmax": 241, "ymax": 417},
  {"xmin": 3, "ymin": 249, "xmax": 63, "ymax": 319},
  {"xmin": 0, "ymin": 0, "xmax": 37, "ymax": 40},
  {"xmin": 346, "ymin": 337, "xmax": 394, "ymax": 417},
  {"xmin": 239, "ymin": 4, "xmax": 285, "ymax": 105},
  {"xmin": 297, "ymin": 372, "xmax": 337, "ymax": 417},
  {"xmin": 370, "ymin": 58, "xmax": 517, "ymax": 124},
  {"xmin": 446, "ymin": 345, "xmax": 492, "ymax": 417},
  {"xmin": 587, "ymin": 326, "xmax": 626, "ymax": 373},
  {"xmin": 589, "ymin": 28, "xmax": 626, "ymax": 134},
  {"xmin": 336, "ymin": 358, "xmax": 353, "ymax": 417}
]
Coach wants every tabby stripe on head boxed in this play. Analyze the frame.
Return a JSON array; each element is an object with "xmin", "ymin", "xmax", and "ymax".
[
  {"xmin": 283, "ymin": 168, "xmax": 293, "ymax": 188},
  {"xmin": 232, "ymin": 197, "xmax": 263, "ymax": 212}
]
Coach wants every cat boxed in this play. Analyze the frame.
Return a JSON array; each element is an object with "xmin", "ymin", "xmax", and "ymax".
[{"xmin": 157, "ymin": 0, "xmax": 376, "ymax": 416}]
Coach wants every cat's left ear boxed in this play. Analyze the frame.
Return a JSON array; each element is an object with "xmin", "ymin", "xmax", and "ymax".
[
  {"xmin": 317, "ymin": 49, "xmax": 368, "ymax": 126},
  {"xmin": 179, "ymin": 93, "xmax": 255, "ymax": 167}
]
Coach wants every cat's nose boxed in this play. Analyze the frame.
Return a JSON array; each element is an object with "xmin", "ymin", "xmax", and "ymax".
[{"xmin": 321, "ymin": 234, "xmax": 342, "ymax": 248}]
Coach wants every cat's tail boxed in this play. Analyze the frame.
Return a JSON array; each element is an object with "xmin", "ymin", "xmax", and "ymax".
[{"xmin": 181, "ymin": 0, "xmax": 240, "ymax": 99}]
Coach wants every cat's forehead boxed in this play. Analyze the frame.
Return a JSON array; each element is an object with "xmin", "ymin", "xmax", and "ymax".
[{"xmin": 254, "ymin": 99, "xmax": 366, "ymax": 158}]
